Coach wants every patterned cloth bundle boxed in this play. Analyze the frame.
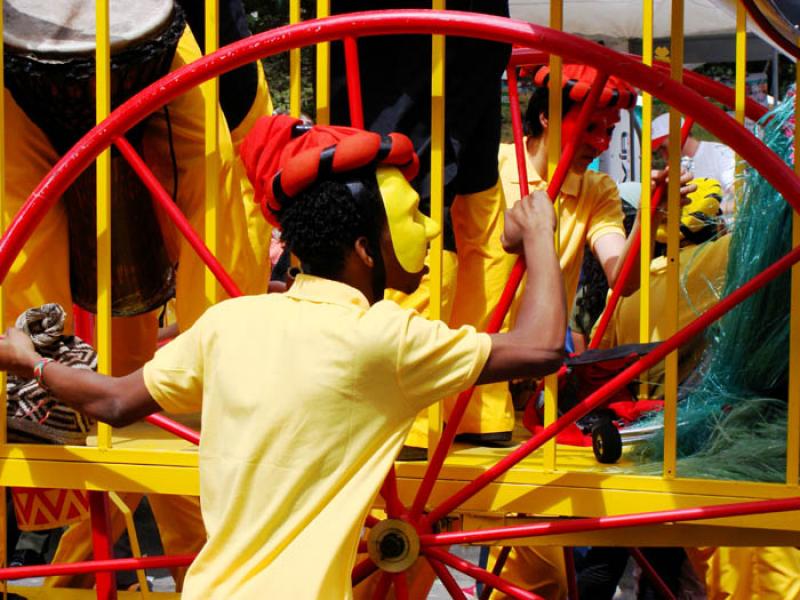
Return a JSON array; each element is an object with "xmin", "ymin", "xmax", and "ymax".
[{"xmin": 7, "ymin": 303, "xmax": 97, "ymax": 445}]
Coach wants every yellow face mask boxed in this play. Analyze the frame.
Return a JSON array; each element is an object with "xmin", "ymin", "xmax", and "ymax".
[{"xmin": 376, "ymin": 167, "xmax": 441, "ymax": 274}]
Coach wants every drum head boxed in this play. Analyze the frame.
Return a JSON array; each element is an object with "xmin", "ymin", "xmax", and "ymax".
[{"xmin": 3, "ymin": 0, "xmax": 174, "ymax": 56}]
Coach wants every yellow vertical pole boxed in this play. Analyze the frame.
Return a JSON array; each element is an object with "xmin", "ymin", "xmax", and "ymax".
[
  {"xmin": 96, "ymin": 0, "xmax": 113, "ymax": 450},
  {"xmin": 204, "ymin": 0, "xmax": 220, "ymax": 308},
  {"xmin": 735, "ymin": 3, "xmax": 747, "ymax": 128},
  {"xmin": 427, "ymin": 0, "xmax": 446, "ymax": 455},
  {"xmin": 315, "ymin": 0, "xmax": 331, "ymax": 125},
  {"xmin": 786, "ymin": 69, "xmax": 800, "ymax": 485},
  {"xmin": 544, "ymin": 0, "xmax": 564, "ymax": 471},
  {"xmin": 662, "ymin": 0, "xmax": 684, "ymax": 479},
  {"xmin": 639, "ymin": 0, "xmax": 654, "ymax": 399},
  {"xmin": 290, "ymin": 0, "xmax": 302, "ymax": 117},
  {"xmin": 734, "ymin": 1, "xmax": 747, "ymax": 207},
  {"xmin": 0, "ymin": 0, "xmax": 7, "ymax": 576}
]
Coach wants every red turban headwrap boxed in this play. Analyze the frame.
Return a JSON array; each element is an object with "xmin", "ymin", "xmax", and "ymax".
[
  {"xmin": 240, "ymin": 114, "xmax": 419, "ymax": 227},
  {"xmin": 525, "ymin": 64, "xmax": 638, "ymax": 109}
]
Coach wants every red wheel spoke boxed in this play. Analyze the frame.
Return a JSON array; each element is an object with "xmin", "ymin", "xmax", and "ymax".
[
  {"xmin": 507, "ymin": 66, "xmax": 530, "ymax": 197},
  {"xmin": 3, "ymin": 12, "xmax": 799, "ymax": 289},
  {"xmin": 588, "ymin": 117, "xmax": 694, "ymax": 349},
  {"xmin": 357, "ymin": 540, "xmax": 368, "ymax": 554},
  {"xmin": 413, "ymin": 69, "xmax": 609, "ymax": 523},
  {"xmin": 392, "ymin": 572, "xmax": 410, "ymax": 600},
  {"xmin": 628, "ymin": 548, "xmax": 677, "ymax": 600},
  {"xmin": 425, "ymin": 555, "xmax": 468, "ymax": 600},
  {"xmin": 478, "ymin": 546, "xmax": 511, "ymax": 600},
  {"xmin": 547, "ymin": 70, "xmax": 609, "ymax": 196},
  {"xmin": 89, "ymin": 492, "xmax": 116, "ymax": 599},
  {"xmin": 425, "ymin": 547, "xmax": 543, "ymax": 600},
  {"xmin": 380, "ymin": 466, "xmax": 406, "ymax": 518},
  {"xmin": 0, "ymin": 553, "xmax": 195, "ymax": 580},
  {"xmin": 422, "ymin": 496, "xmax": 800, "ymax": 547},
  {"xmin": 370, "ymin": 572, "xmax": 392, "ymax": 599},
  {"xmin": 564, "ymin": 547, "xmax": 579, "ymax": 600},
  {"xmin": 113, "ymin": 136, "xmax": 243, "ymax": 299},
  {"xmin": 352, "ymin": 557, "xmax": 379, "ymax": 587},
  {"xmin": 426, "ymin": 240, "xmax": 800, "ymax": 523},
  {"xmin": 344, "ymin": 36, "xmax": 365, "ymax": 129},
  {"xmin": 145, "ymin": 414, "xmax": 200, "ymax": 445}
]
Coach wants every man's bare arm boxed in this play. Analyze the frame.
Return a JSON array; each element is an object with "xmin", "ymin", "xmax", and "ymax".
[
  {"xmin": 0, "ymin": 328, "xmax": 159, "ymax": 427},
  {"xmin": 476, "ymin": 191, "xmax": 567, "ymax": 385}
]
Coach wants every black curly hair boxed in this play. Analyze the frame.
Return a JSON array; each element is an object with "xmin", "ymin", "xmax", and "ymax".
[
  {"xmin": 524, "ymin": 84, "xmax": 577, "ymax": 138},
  {"xmin": 276, "ymin": 172, "xmax": 386, "ymax": 283}
]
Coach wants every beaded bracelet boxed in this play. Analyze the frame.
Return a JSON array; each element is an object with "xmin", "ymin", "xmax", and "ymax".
[{"xmin": 33, "ymin": 357, "xmax": 55, "ymax": 391}]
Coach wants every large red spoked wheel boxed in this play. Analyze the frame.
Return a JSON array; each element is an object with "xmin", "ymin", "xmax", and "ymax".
[{"xmin": 2, "ymin": 10, "xmax": 800, "ymax": 599}]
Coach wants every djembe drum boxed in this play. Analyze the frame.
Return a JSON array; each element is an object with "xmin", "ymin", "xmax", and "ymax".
[{"xmin": 3, "ymin": 0, "xmax": 185, "ymax": 315}]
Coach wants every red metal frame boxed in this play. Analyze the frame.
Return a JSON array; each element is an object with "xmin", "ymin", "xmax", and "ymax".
[
  {"xmin": 409, "ymin": 68, "xmax": 610, "ymax": 521},
  {"xmin": 426, "ymin": 546, "xmax": 543, "ymax": 600},
  {"xmin": 588, "ymin": 116, "xmax": 695, "ymax": 349},
  {"xmin": 3, "ymin": 10, "xmax": 800, "ymax": 597},
  {"xmin": 88, "ymin": 491, "xmax": 117, "ymax": 600},
  {"xmin": 421, "ymin": 496, "xmax": 800, "ymax": 546},
  {"xmin": 0, "ymin": 553, "xmax": 195, "ymax": 580},
  {"xmin": 115, "ymin": 137, "xmax": 243, "ymax": 299},
  {"xmin": 344, "ymin": 37, "xmax": 366, "ymax": 129}
]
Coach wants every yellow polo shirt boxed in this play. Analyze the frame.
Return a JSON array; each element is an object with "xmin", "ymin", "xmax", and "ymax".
[
  {"xmin": 143, "ymin": 274, "xmax": 491, "ymax": 599},
  {"xmin": 498, "ymin": 142, "xmax": 626, "ymax": 306}
]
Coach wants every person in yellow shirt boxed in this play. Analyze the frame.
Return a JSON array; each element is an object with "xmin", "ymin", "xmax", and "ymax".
[
  {"xmin": 3, "ymin": 0, "xmax": 273, "ymax": 588},
  {"xmin": 0, "ymin": 115, "xmax": 567, "ymax": 598}
]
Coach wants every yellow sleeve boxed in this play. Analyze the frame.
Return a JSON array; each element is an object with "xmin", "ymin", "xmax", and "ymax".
[
  {"xmin": 143, "ymin": 312, "xmax": 208, "ymax": 414},
  {"xmin": 586, "ymin": 173, "xmax": 626, "ymax": 252},
  {"xmin": 370, "ymin": 303, "xmax": 492, "ymax": 413}
]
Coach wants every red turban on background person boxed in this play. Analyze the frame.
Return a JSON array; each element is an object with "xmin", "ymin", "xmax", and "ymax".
[{"xmin": 525, "ymin": 64, "xmax": 638, "ymax": 109}]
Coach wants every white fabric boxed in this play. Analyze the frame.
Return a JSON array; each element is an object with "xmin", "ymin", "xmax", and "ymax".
[
  {"xmin": 689, "ymin": 141, "xmax": 736, "ymax": 193},
  {"xmin": 651, "ymin": 113, "xmax": 685, "ymax": 146}
]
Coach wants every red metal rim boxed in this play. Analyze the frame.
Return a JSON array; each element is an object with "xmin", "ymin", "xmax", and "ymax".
[
  {"xmin": 1, "ymin": 10, "xmax": 799, "ymax": 282},
  {"xmin": 3, "ymin": 10, "xmax": 800, "ymax": 595}
]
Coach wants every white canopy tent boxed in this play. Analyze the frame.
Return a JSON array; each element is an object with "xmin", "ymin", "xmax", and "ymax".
[
  {"xmin": 504, "ymin": 0, "xmax": 791, "ymax": 183},
  {"xmin": 508, "ymin": 0, "xmax": 794, "ymax": 62},
  {"xmin": 509, "ymin": 0, "xmax": 742, "ymax": 39}
]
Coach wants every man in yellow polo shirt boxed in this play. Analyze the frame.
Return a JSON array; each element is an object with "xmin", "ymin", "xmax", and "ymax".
[{"xmin": 0, "ymin": 116, "xmax": 567, "ymax": 598}]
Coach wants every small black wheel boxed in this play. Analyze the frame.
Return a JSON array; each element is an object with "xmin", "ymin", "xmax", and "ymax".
[{"xmin": 592, "ymin": 420, "xmax": 623, "ymax": 464}]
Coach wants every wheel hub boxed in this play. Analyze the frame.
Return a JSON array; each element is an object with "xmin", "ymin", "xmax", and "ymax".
[{"xmin": 367, "ymin": 519, "xmax": 420, "ymax": 573}]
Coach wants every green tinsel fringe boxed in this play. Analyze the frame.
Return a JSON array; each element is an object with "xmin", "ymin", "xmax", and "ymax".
[{"xmin": 632, "ymin": 88, "xmax": 797, "ymax": 481}]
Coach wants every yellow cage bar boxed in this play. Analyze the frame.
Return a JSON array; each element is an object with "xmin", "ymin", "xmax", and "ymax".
[
  {"xmin": 0, "ymin": 7, "xmax": 799, "ymax": 595},
  {"xmin": 543, "ymin": 0, "xmax": 564, "ymax": 472},
  {"xmin": 204, "ymin": 0, "xmax": 221, "ymax": 308},
  {"xmin": 639, "ymin": 0, "xmax": 654, "ymax": 401},
  {"xmin": 427, "ymin": 0, "xmax": 447, "ymax": 455},
  {"xmin": 95, "ymin": 0, "xmax": 113, "ymax": 450}
]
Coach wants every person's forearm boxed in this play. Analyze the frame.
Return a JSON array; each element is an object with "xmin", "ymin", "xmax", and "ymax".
[
  {"xmin": 19, "ymin": 358, "xmax": 153, "ymax": 427},
  {"xmin": 512, "ymin": 231, "xmax": 567, "ymax": 359}
]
